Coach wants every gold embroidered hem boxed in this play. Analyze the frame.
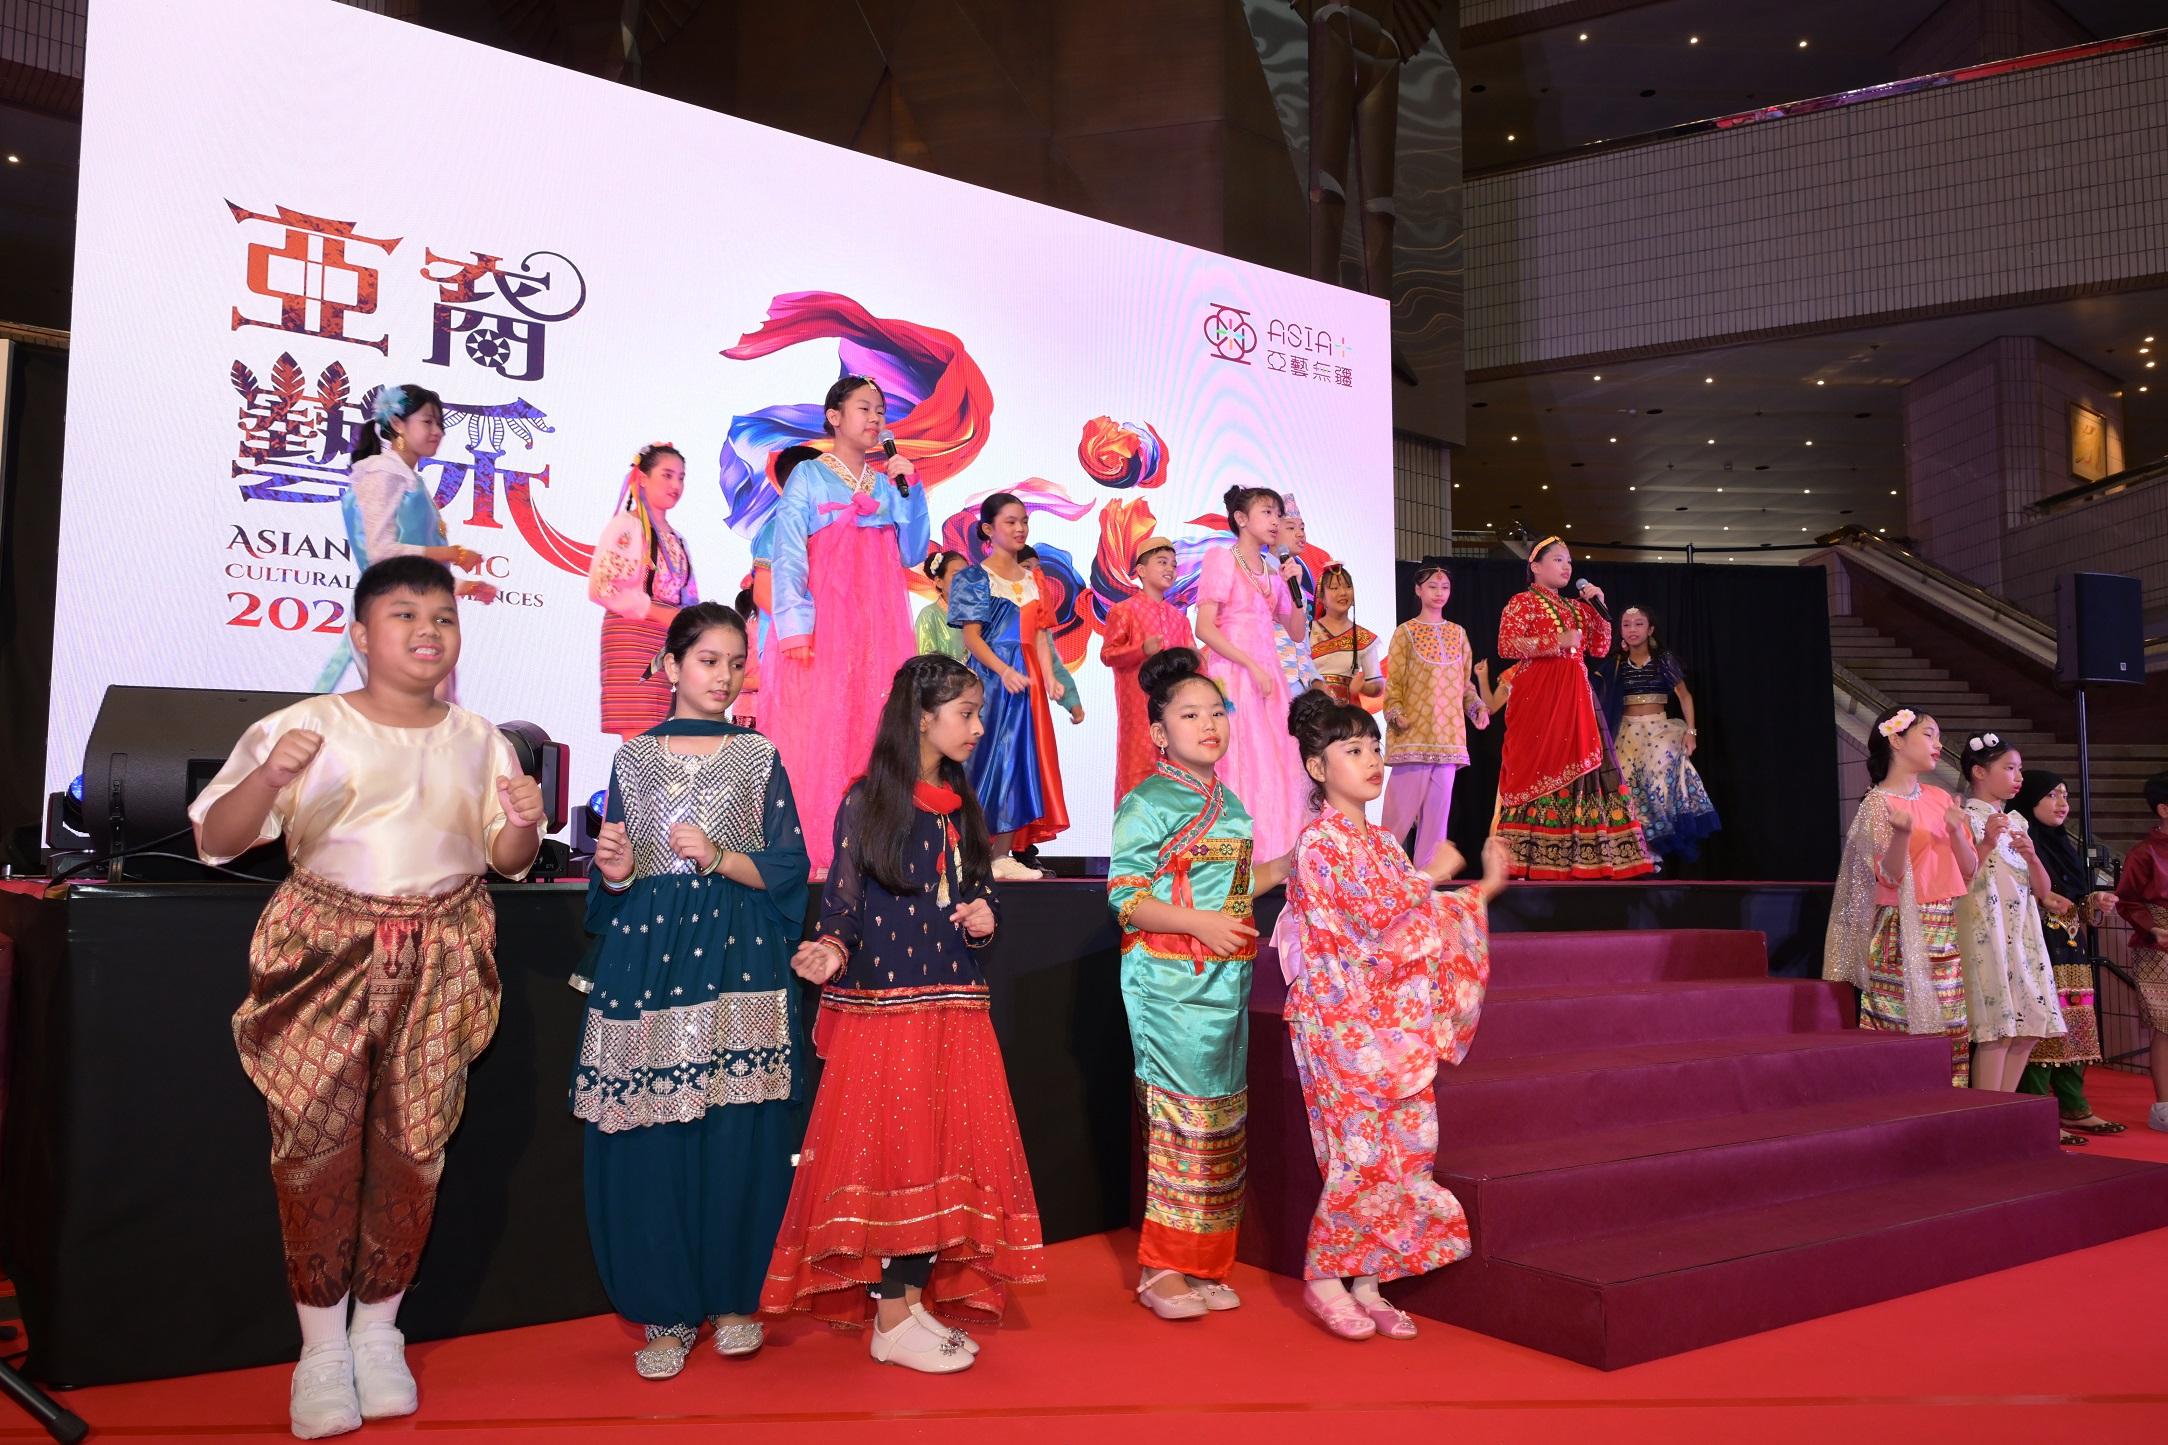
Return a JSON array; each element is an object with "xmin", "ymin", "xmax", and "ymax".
[{"xmin": 571, "ymin": 987, "xmax": 794, "ymax": 1133}]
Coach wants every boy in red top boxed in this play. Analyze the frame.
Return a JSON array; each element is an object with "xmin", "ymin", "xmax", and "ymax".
[{"xmin": 2114, "ymin": 770, "xmax": 2168, "ymax": 1134}]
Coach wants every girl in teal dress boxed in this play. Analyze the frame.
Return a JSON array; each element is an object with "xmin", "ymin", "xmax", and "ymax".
[
  {"xmin": 1107, "ymin": 647, "xmax": 1290, "ymax": 1321},
  {"xmin": 574, "ymin": 601, "xmax": 810, "ymax": 1379}
]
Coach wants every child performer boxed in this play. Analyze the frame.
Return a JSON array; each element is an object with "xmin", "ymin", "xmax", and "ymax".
[
  {"xmin": 1309, "ymin": 563, "xmax": 1385, "ymax": 705},
  {"xmin": 1100, "ymin": 536, "xmax": 1193, "ymax": 804},
  {"xmin": 949, "ymin": 493, "xmax": 1068, "ymax": 878},
  {"xmin": 2013, "ymin": 771, "xmax": 2121, "ymax": 1142},
  {"xmin": 1611, "ymin": 606, "xmax": 1720, "ymax": 861},
  {"xmin": 190, "ymin": 556, "xmax": 544, "ymax": 1440},
  {"xmin": 316, "ymin": 384, "xmax": 492, "ymax": 691},
  {"xmin": 732, "ymin": 586, "xmax": 762, "ymax": 728},
  {"xmin": 2113, "ymin": 770, "xmax": 2168, "ymax": 1133},
  {"xmin": 1283, "ymin": 690, "xmax": 1503, "ymax": 1341},
  {"xmin": 1381, "ymin": 565, "xmax": 1488, "ymax": 873},
  {"xmin": 589, "ymin": 443, "xmax": 698, "ymax": 741},
  {"xmin": 762, "ymin": 655, "xmax": 1046, "ymax": 1372},
  {"xmin": 1824, "ymin": 707, "xmax": 1980, "ymax": 1085},
  {"xmin": 575, "ymin": 602, "xmax": 809, "ymax": 1379},
  {"xmin": 1270, "ymin": 495, "xmax": 1327, "ymax": 699},
  {"xmin": 1108, "ymin": 648, "xmax": 1291, "ymax": 1322},
  {"xmin": 766, "ymin": 378, "xmax": 926, "ymax": 875},
  {"xmin": 1955, "ymin": 734, "xmax": 2065, "ymax": 1091},
  {"xmin": 1194, "ymin": 485, "xmax": 1308, "ymax": 861},
  {"xmin": 916, "ymin": 549, "xmax": 969, "ymax": 661},
  {"xmin": 1019, "ymin": 545, "xmax": 1086, "ymax": 726}
]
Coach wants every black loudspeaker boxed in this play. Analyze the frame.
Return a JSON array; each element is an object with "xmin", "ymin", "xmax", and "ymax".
[
  {"xmin": 81, "ymin": 685, "xmax": 313, "ymax": 879},
  {"xmin": 2056, "ymin": 572, "xmax": 2145, "ymax": 686}
]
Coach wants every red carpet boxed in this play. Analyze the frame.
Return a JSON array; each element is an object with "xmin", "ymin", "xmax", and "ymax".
[{"xmin": 15, "ymin": 1071, "xmax": 2166, "ymax": 1443}]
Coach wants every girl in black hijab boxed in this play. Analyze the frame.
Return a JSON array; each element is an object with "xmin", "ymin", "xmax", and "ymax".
[{"xmin": 2012, "ymin": 769, "xmax": 2127, "ymax": 1140}]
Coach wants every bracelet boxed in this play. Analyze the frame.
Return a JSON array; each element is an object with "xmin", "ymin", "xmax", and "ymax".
[
  {"xmin": 600, "ymin": 871, "xmax": 633, "ymax": 893},
  {"xmin": 1686, "ymin": 728, "xmax": 1698, "ymax": 736},
  {"xmin": 701, "ymin": 849, "xmax": 726, "ymax": 877}
]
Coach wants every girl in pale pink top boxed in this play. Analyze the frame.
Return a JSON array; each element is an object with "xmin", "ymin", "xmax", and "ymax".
[{"xmin": 1824, "ymin": 707, "xmax": 1982, "ymax": 1084}]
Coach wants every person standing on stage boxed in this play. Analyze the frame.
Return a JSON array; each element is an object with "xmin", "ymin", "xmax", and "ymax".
[
  {"xmin": 1381, "ymin": 564, "xmax": 1487, "ymax": 869},
  {"xmin": 2013, "ymin": 771, "xmax": 2122, "ymax": 1142},
  {"xmin": 2113, "ymin": 771, "xmax": 2168, "ymax": 1133},
  {"xmin": 763, "ymin": 655, "xmax": 1045, "ymax": 1373},
  {"xmin": 1283, "ymin": 690, "xmax": 1501, "ymax": 1341},
  {"xmin": 1270, "ymin": 494, "xmax": 1328, "ymax": 698},
  {"xmin": 949, "ymin": 494, "xmax": 1068, "ymax": 879},
  {"xmin": 1018, "ymin": 546, "xmax": 1087, "ymax": 727},
  {"xmin": 1611, "ymin": 606, "xmax": 1720, "ymax": 862},
  {"xmin": 190, "ymin": 556, "xmax": 544, "ymax": 1440},
  {"xmin": 574, "ymin": 602, "xmax": 807, "ymax": 1379},
  {"xmin": 1108, "ymin": 648, "xmax": 1291, "ymax": 1322},
  {"xmin": 916, "ymin": 549, "xmax": 969, "ymax": 661},
  {"xmin": 315, "ymin": 384, "xmax": 494, "ymax": 692},
  {"xmin": 1195, "ymin": 485, "xmax": 1308, "ymax": 861},
  {"xmin": 1955, "ymin": 734, "xmax": 2065, "ymax": 1092},
  {"xmin": 1493, "ymin": 538, "xmax": 1652, "ymax": 880},
  {"xmin": 589, "ymin": 443, "xmax": 699, "ymax": 741},
  {"xmin": 1101, "ymin": 536, "xmax": 1194, "ymax": 804},
  {"xmin": 765, "ymin": 377, "xmax": 927, "ymax": 876},
  {"xmin": 1825, "ymin": 707, "xmax": 1980, "ymax": 1085},
  {"xmin": 1309, "ymin": 563, "xmax": 1385, "ymax": 706}
]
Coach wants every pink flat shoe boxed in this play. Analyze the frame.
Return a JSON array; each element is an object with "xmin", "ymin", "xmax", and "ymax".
[
  {"xmin": 1301, "ymin": 1286, "xmax": 1376, "ymax": 1341},
  {"xmin": 1359, "ymin": 1301, "xmax": 1418, "ymax": 1340}
]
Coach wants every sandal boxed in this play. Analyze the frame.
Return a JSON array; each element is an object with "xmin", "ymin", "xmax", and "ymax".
[
  {"xmin": 2063, "ymin": 1116, "xmax": 2127, "ymax": 1135},
  {"xmin": 2058, "ymin": 1131, "xmax": 2091, "ymax": 1147},
  {"xmin": 635, "ymin": 1324, "xmax": 695, "ymax": 1380},
  {"xmin": 1301, "ymin": 1284, "xmax": 1377, "ymax": 1341},
  {"xmin": 1135, "ymin": 1268, "xmax": 1208, "ymax": 1321}
]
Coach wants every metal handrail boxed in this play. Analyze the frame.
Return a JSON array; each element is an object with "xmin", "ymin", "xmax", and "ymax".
[
  {"xmin": 1821, "ymin": 526, "xmax": 2168, "ymax": 653},
  {"xmin": 2035, "ymin": 453, "xmax": 2168, "ymax": 513}
]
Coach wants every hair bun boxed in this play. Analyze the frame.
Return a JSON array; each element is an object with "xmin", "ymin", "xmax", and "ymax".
[
  {"xmin": 1287, "ymin": 687, "xmax": 1339, "ymax": 739},
  {"xmin": 1137, "ymin": 645, "xmax": 1204, "ymax": 698}
]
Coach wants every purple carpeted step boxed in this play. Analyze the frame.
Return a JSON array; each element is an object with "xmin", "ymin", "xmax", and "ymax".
[
  {"xmin": 1437, "ymin": 1154, "xmax": 2168, "ymax": 1368},
  {"xmin": 1447, "ymin": 1089, "xmax": 2060, "ymax": 1255},
  {"xmin": 1434, "ymin": 1030, "xmax": 1955, "ymax": 1148},
  {"xmin": 1469, "ymin": 978, "xmax": 1850, "ymax": 1060},
  {"xmin": 1487, "ymin": 929, "xmax": 1769, "ymax": 987}
]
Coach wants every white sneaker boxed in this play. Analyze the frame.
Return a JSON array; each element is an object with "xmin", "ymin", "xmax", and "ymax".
[
  {"xmin": 289, "ymin": 1343, "xmax": 361, "ymax": 1440},
  {"xmin": 991, "ymin": 855, "xmax": 1043, "ymax": 882},
  {"xmin": 2150, "ymin": 1102, "xmax": 2168, "ymax": 1134},
  {"xmin": 348, "ymin": 1322, "xmax": 418, "ymax": 1420},
  {"xmin": 909, "ymin": 1300, "xmax": 980, "ymax": 1355},
  {"xmin": 869, "ymin": 1313, "xmax": 974, "ymax": 1373}
]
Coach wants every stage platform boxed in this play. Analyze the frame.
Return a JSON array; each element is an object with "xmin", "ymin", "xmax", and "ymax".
[{"xmin": 11, "ymin": 874, "xmax": 2151, "ymax": 1385}]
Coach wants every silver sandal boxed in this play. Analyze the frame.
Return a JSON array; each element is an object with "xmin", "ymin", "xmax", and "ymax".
[
  {"xmin": 710, "ymin": 1318, "xmax": 765, "ymax": 1358},
  {"xmin": 635, "ymin": 1323, "xmax": 695, "ymax": 1379}
]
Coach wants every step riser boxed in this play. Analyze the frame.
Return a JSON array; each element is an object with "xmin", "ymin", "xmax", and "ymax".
[
  {"xmin": 1488, "ymin": 930, "xmax": 1768, "ymax": 987},
  {"xmin": 1470, "ymin": 981, "xmax": 1850, "ymax": 1060},
  {"xmin": 1433, "ymin": 1035, "xmax": 1956, "ymax": 1148},
  {"xmin": 1453, "ymin": 1093, "xmax": 2061, "ymax": 1254},
  {"xmin": 1394, "ymin": 1167, "xmax": 2168, "ymax": 1369}
]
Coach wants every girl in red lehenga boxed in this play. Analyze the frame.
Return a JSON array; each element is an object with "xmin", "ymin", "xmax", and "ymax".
[
  {"xmin": 762, "ymin": 655, "xmax": 1045, "ymax": 1374},
  {"xmin": 1281, "ymin": 690, "xmax": 1503, "ymax": 1342},
  {"xmin": 1493, "ymin": 537, "xmax": 1653, "ymax": 880}
]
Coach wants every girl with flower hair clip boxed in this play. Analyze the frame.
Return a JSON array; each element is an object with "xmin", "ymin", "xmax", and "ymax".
[
  {"xmin": 1824, "ymin": 706, "xmax": 1982, "ymax": 1084},
  {"xmin": 590, "ymin": 442, "xmax": 700, "ymax": 740},
  {"xmin": 1954, "ymin": 731, "xmax": 2065, "ymax": 1091}
]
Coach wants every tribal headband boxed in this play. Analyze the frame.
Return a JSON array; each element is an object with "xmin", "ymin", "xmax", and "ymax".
[
  {"xmin": 1530, "ymin": 534, "xmax": 1565, "ymax": 558},
  {"xmin": 1877, "ymin": 708, "xmax": 1917, "ymax": 739}
]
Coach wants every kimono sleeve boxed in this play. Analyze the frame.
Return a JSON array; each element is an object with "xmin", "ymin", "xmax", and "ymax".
[
  {"xmin": 946, "ymin": 565, "xmax": 996, "ymax": 630},
  {"xmin": 186, "ymin": 712, "xmax": 292, "ymax": 863},
  {"xmin": 747, "ymin": 751, "xmax": 811, "ymax": 938},
  {"xmin": 768, "ymin": 462, "xmax": 822, "ymax": 647},
  {"xmin": 1107, "ymin": 786, "xmax": 1166, "ymax": 930},
  {"xmin": 1294, "ymin": 827, "xmax": 1375, "ymax": 956},
  {"xmin": 1426, "ymin": 884, "xmax": 1492, "ymax": 1066}
]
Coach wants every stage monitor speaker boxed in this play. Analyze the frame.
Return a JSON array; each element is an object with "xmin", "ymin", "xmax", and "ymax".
[
  {"xmin": 80, "ymin": 685, "xmax": 312, "ymax": 879},
  {"xmin": 2055, "ymin": 572, "xmax": 2144, "ymax": 686}
]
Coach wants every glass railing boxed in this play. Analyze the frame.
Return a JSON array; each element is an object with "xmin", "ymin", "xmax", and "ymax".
[{"xmin": 1473, "ymin": 28, "xmax": 2167, "ymax": 176}]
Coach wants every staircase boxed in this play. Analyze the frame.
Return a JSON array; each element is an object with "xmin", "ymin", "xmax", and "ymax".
[
  {"xmin": 1241, "ymin": 929, "xmax": 2168, "ymax": 1369},
  {"xmin": 1830, "ymin": 615, "xmax": 2164, "ymax": 854}
]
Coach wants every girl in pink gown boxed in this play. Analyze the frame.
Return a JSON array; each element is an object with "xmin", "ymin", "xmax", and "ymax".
[{"xmin": 1193, "ymin": 485, "xmax": 1308, "ymax": 861}]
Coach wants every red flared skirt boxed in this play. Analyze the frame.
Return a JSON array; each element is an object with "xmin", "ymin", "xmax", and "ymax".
[{"xmin": 760, "ymin": 998, "xmax": 1045, "ymax": 1327}]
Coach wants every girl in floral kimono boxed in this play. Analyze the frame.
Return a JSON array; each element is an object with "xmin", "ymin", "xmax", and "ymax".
[
  {"xmin": 1108, "ymin": 648, "xmax": 1290, "ymax": 1321},
  {"xmin": 1282, "ymin": 689, "xmax": 1501, "ymax": 1342}
]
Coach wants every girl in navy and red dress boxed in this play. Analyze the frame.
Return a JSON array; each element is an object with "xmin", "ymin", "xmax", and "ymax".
[{"xmin": 761, "ymin": 654, "xmax": 1046, "ymax": 1374}]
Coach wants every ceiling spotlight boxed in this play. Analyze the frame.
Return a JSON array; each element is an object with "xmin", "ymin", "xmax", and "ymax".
[
  {"xmin": 2142, "ymin": 347, "xmax": 2152, "ymax": 355},
  {"xmin": 1629, "ymin": 485, "xmax": 1637, "ymax": 491},
  {"xmin": 1452, "ymin": 481, "xmax": 1460, "ymax": 488},
  {"xmin": 1878, "ymin": 528, "xmax": 1887, "ymax": 534},
  {"xmin": 2148, "ymin": 361, "xmax": 2157, "ymax": 369},
  {"xmin": 1592, "ymin": 374, "xmax": 1603, "ymax": 381},
  {"xmin": 1800, "ymin": 526, "xmax": 1809, "ymax": 532},
  {"xmin": 1717, "ymin": 486, "xmax": 1725, "ymax": 492},
  {"xmin": 2147, "ymin": 336, "xmax": 2155, "ymax": 343},
  {"xmin": 4, "ymin": 154, "xmax": 17, "ymax": 164},
  {"xmin": 1706, "ymin": 438, "xmax": 1716, "ymax": 445},
  {"xmin": 1507, "ymin": 133, "xmax": 1517, "ymax": 141},
  {"xmin": 1890, "ymin": 489, "xmax": 1898, "ymax": 495},
  {"xmin": 1703, "ymin": 376, "xmax": 1714, "ymax": 384},
  {"xmin": 1804, "ymin": 440, "xmax": 1814, "ymax": 446},
  {"xmin": 1510, "ymin": 434, "xmax": 1520, "ymax": 441},
  {"xmin": 1566, "ymin": 523, "xmax": 1573, "ymax": 529},
  {"xmin": 1723, "ymin": 526, "xmax": 1730, "ymax": 531},
  {"xmin": 1815, "ymin": 379, "xmax": 1826, "ymax": 386},
  {"xmin": 1579, "ymin": 32, "xmax": 1589, "ymax": 40},
  {"xmin": 1803, "ymin": 488, "xmax": 1812, "ymax": 494},
  {"xmin": 1798, "ymin": 38, "xmax": 1809, "ymax": 48},
  {"xmin": 2143, "ymin": 385, "xmax": 2152, "ymax": 393},
  {"xmin": 1610, "ymin": 436, "xmax": 1618, "ymax": 443},
  {"xmin": 1690, "ymin": 35, "xmax": 1700, "ymax": 44},
  {"xmin": 1541, "ymin": 484, "xmax": 1549, "ymax": 490}
]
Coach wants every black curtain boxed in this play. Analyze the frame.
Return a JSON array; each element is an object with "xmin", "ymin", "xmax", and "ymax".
[
  {"xmin": 0, "ymin": 343, "xmax": 66, "ymax": 840},
  {"xmin": 1386, "ymin": 555, "xmax": 1839, "ymax": 882}
]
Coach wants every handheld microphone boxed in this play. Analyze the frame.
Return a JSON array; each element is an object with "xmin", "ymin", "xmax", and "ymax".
[
  {"xmin": 1574, "ymin": 577, "xmax": 1608, "ymax": 615},
  {"xmin": 1276, "ymin": 545, "xmax": 1305, "ymax": 611},
  {"xmin": 880, "ymin": 430, "xmax": 908, "ymax": 495}
]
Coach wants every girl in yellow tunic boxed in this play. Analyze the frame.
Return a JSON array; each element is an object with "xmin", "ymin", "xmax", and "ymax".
[{"xmin": 1108, "ymin": 647, "xmax": 1290, "ymax": 1322}]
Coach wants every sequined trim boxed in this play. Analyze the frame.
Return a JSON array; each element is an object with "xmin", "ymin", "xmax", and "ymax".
[
  {"xmin": 571, "ymin": 988, "xmax": 792, "ymax": 1132},
  {"xmin": 819, "ymin": 982, "xmax": 991, "ymax": 1013}
]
